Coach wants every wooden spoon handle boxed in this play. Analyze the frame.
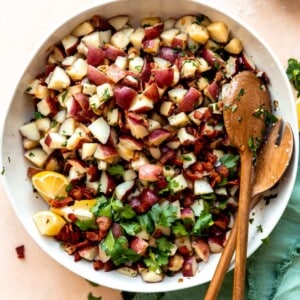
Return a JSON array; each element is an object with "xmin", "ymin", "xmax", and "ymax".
[
  {"xmin": 204, "ymin": 194, "xmax": 261, "ymax": 300},
  {"xmin": 233, "ymin": 152, "xmax": 253, "ymax": 300},
  {"xmin": 204, "ymin": 220, "xmax": 237, "ymax": 300}
]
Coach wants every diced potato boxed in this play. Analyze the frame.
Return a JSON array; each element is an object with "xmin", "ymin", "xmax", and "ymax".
[
  {"xmin": 207, "ymin": 22, "xmax": 229, "ymax": 43},
  {"xmin": 224, "ymin": 38, "xmax": 243, "ymax": 54},
  {"xmin": 140, "ymin": 16, "xmax": 161, "ymax": 27},
  {"xmin": 186, "ymin": 23, "xmax": 209, "ymax": 44}
]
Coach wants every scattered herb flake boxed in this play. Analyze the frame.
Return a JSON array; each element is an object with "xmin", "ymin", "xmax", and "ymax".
[
  {"xmin": 256, "ymin": 224, "xmax": 263, "ymax": 233},
  {"xmin": 87, "ymin": 292, "xmax": 102, "ymax": 300},
  {"xmin": 107, "ymin": 164, "xmax": 125, "ymax": 176}
]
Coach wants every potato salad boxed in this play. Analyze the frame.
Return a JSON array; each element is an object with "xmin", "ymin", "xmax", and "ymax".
[{"xmin": 20, "ymin": 13, "xmax": 265, "ymax": 282}]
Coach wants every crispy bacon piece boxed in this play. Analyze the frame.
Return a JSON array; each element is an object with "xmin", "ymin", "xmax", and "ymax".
[{"xmin": 15, "ymin": 245, "xmax": 25, "ymax": 259}]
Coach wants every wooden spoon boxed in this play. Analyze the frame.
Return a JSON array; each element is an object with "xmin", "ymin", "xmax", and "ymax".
[
  {"xmin": 221, "ymin": 71, "xmax": 271, "ymax": 299},
  {"xmin": 204, "ymin": 119, "xmax": 294, "ymax": 300}
]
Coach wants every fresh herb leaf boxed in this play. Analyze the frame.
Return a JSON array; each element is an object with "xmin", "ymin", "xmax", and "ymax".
[
  {"xmin": 85, "ymin": 279, "xmax": 99, "ymax": 287},
  {"xmin": 87, "ymin": 292, "xmax": 102, "ymax": 300},
  {"xmin": 34, "ymin": 111, "xmax": 43, "ymax": 119},
  {"xmin": 236, "ymin": 88, "xmax": 245, "ymax": 101},
  {"xmin": 137, "ymin": 213, "xmax": 154, "ymax": 234},
  {"xmin": 143, "ymin": 250, "xmax": 168, "ymax": 273},
  {"xmin": 219, "ymin": 154, "xmax": 240, "ymax": 169},
  {"xmin": 120, "ymin": 222, "xmax": 141, "ymax": 236},
  {"xmin": 192, "ymin": 211, "xmax": 214, "ymax": 235},
  {"xmin": 75, "ymin": 219, "xmax": 97, "ymax": 231},
  {"xmin": 256, "ymin": 224, "xmax": 263, "ymax": 233},
  {"xmin": 286, "ymin": 58, "xmax": 300, "ymax": 96},
  {"xmin": 150, "ymin": 202, "xmax": 178, "ymax": 228},
  {"xmin": 110, "ymin": 236, "xmax": 141, "ymax": 266},
  {"xmin": 1, "ymin": 166, "xmax": 5, "ymax": 175},
  {"xmin": 172, "ymin": 221, "xmax": 189, "ymax": 236},
  {"xmin": 101, "ymin": 230, "xmax": 115, "ymax": 255},
  {"xmin": 248, "ymin": 136, "xmax": 262, "ymax": 158},
  {"xmin": 155, "ymin": 237, "xmax": 174, "ymax": 254},
  {"xmin": 261, "ymin": 236, "xmax": 269, "ymax": 245},
  {"xmin": 107, "ymin": 165, "xmax": 125, "ymax": 176},
  {"xmin": 158, "ymin": 177, "xmax": 180, "ymax": 195},
  {"xmin": 121, "ymin": 204, "xmax": 136, "ymax": 219}
]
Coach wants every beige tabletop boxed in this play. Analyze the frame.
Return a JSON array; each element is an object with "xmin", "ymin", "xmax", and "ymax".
[{"xmin": 0, "ymin": 0, "xmax": 299, "ymax": 299}]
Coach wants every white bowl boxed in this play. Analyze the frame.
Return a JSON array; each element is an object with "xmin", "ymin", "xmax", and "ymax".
[{"xmin": 1, "ymin": 0, "xmax": 299, "ymax": 293}]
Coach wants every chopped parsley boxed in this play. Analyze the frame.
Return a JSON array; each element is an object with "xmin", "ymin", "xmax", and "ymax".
[
  {"xmin": 248, "ymin": 136, "xmax": 262, "ymax": 158},
  {"xmin": 149, "ymin": 202, "xmax": 178, "ymax": 228},
  {"xmin": 107, "ymin": 164, "xmax": 125, "ymax": 176},
  {"xmin": 253, "ymin": 105, "xmax": 277, "ymax": 126},
  {"xmin": 34, "ymin": 111, "xmax": 43, "ymax": 119},
  {"xmin": 87, "ymin": 292, "xmax": 102, "ymax": 300},
  {"xmin": 236, "ymin": 88, "xmax": 245, "ymax": 101},
  {"xmin": 219, "ymin": 154, "xmax": 240, "ymax": 170},
  {"xmin": 1, "ymin": 166, "xmax": 5, "ymax": 175},
  {"xmin": 256, "ymin": 224, "xmax": 263, "ymax": 233}
]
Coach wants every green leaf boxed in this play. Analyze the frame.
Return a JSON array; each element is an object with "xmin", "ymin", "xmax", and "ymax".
[
  {"xmin": 75, "ymin": 219, "xmax": 97, "ymax": 231},
  {"xmin": 120, "ymin": 222, "xmax": 141, "ymax": 236},
  {"xmin": 150, "ymin": 202, "xmax": 178, "ymax": 228},
  {"xmin": 286, "ymin": 58, "xmax": 300, "ymax": 96},
  {"xmin": 110, "ymin": 236, "xmax": 141, "ymax": 266},
  {"xmin": 107, "ymin": 165, "xmax": 125, "ymax": 176},
  {"xmin": 192, "ymin": 211, "xmax": 214, "ymax": 235},
  {"xmin": 87, "ymin": 292, "xmax": 102, "ymax": 300},
  {"xmin": 155, "ymin": 237, "xmax": 173, "ymax": 254},
  {"xmin": 143, "ymin": 250, "xmax": 168, "ymax": 273},
  {"xmin": 219, "ymin": 154, "xmax": 240, "ymax": 169},
  {"xmin": 137, "ymin": 213, "xmax": 154, "ymax": 234},
  {"xmin": 121, "ymin": 204, "xmax": 136, "ymax": 219},
  {"xmin": 101, "ymin": 230, "xmax": 115, "ymax": 255}
]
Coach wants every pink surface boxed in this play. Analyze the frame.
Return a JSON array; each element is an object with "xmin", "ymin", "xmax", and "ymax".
[{"xmin": 0, "ymin": 0, "xmax": 299, "ymax": 299}]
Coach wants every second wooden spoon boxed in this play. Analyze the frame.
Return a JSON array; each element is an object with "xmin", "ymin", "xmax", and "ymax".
[{"xmin": 204, "ymin": 119, "xmax": 294, "ymax": 300}]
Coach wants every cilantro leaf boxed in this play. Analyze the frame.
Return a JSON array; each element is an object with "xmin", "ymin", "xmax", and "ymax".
[
  {"xmin": 143, "ymin": 250, "xmax": 168, "ymax": 273},
  {"xmin": 172, "ymin": 221, "xmax": 189, "ymax": 236},
  {"xmin": 107, "ymin": 165, "xmax": 125, "ymax": 176},
  {"xmin": 219, "ymin": 154, "xmax": 240, "ymax": 170},
  {"xmin": 192, "ymin": 211, "xmax": 214, "ymax": 235},
  {"xmin": 155, "ymin": 237, "xmax": 173, "ymax": 254},
  {"xmin": 75, "ymin": 219, "xmax": 97, "ymax": 231},
  {"xmin": 110, "ymin": 236, "xmax": 141, "ymax": 266},
  {"xmin": 137, "ymin": 213, "xmax": 154, "ymax": 234},
  {"xmin": 150, "ymin": 202, "xmax": 178, "ymax": 228},
  {"xmin": 286, "ymin": 58, "xmax": 300, "ymax": 96},
  {"xmin": 120, "ymin": 222, "xmax": 141, "ymax": 236}
]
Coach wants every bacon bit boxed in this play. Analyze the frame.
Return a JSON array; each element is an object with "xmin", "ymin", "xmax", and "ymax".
[
  {"xmin": 69, "ymin": 185, "xmax": 95, "ymax": 200},
  {"xmin": 49, "ymin": 197, "xmax": 74, "ymax": 208},
  {"xmin": 74, "ymin": 252, "xmax": 81, "ymax": 262},
  {"xmin": 93, "ymin": 260, "xmax": 104, "ymax": 271},
  {"xmin": 67, "ymin": 213, "xmax": 78, "ymax": 222},
  {"xmin": 15, "ymin": 245, "xmax": 25, "ymax": 259},
  {"xmin": 210, "ymin": 171, "xmax": 222, "ymax": 187},
  {"xmin": 159, "ymin": 149, "xmax": 176, "ymax": 164},
  {"xmin": 86, "ymin": 231, "xmax": 100, "ymax": 241},
  {"xmin": 55, "ymin": 224, "xmax": 81, "ymax": 244},
  {"xmin": 216, "ymin": 164, "xmax": 229, "ymax": 177},
  {"xmin": 96, "ymin": 216, "xmax": 112, "ymax": 232},
  {"xmin": 27, "ymin": 167, "xmax": 42, "ymax": 178}
]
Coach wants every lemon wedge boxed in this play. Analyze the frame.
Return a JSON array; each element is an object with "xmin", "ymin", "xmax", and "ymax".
[
  {"xmin": 33, "ymin": 211, "xmax": 66, "ymax": 236},
  {"xmin": 296, "ymin": 99, "xmax": 300, "ymax": 131}
]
